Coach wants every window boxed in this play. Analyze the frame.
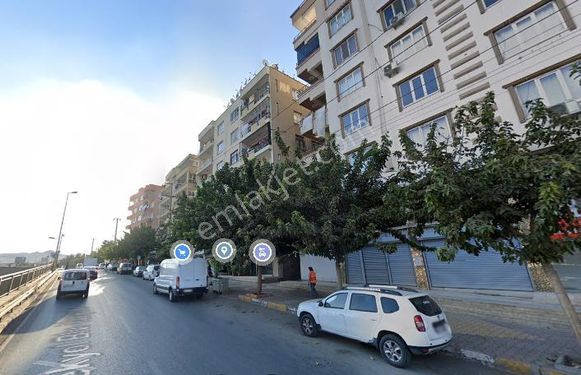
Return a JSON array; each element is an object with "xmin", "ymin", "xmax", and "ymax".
[
  {"xmin": 333, "ymin": 33, "xmax": 358, "ymax": 66},
  {"xmin": 346, "ymin": 145, "xmax": 372, "ymax": 166},
  {"xmin": 217, "ymin": 141, "xmax": 225, "ymax": 155},
  {"xmin": 381, "ymin": 297, "xmax": 400, "ymax": 313},
  {"xmin": 63, "ymin": 271, "xmax": 87, "ymax": 280},
  {"xmin": 398, "ymin": 66, "xmax": 440, "ymax": 108},
  {"xmin": 230, "ymin": 107, "xmax": 240, "ymax": 122},
  {"xmin": 324, "ymin": 293, "xmax": 348, "ymax": 309},
  {"xmin": 296, "ymin": 34, "xmax": 320, "ymax": 66},
  {"xmin": 329, "ymin": 4, "xmax": 353, "ymax": 36},
  {"xmin": 389, "ymin": 24, "xmax": 429, "ymax": 64},
  {"xmin": 515, "ymin": 64, "xmax": 581, "ymax": 118},
  {"xmin": 230, "ymin": 150, "xmax": 240, "ymax": 165},
  {"xmin": 217, "ymin": 121, "xmax": 225, "ymax": 135},
  {"xmin": 337, "ymin": 66, "xmax": 364, "ymax": 98},
  {"xmin": 341, "ymin": 102, "xmax": 370, "ymax": 135},
  {"xmin": 216, "ymin": 161, "xmax": 225, "ymax": 170},
  {"xmin": 296, "ymin": 135, "xmax": 306, "ymax": 151},
  {"xmin": 406, "ymin": 115, "xmax": 451, "ymax": 148},
  {"xmin": 483, "ymin": 0, "xmax": 501, "ymax": 8},
  {"xmin": 382, "ymin": 0, "xmax": 417, "ymax": 29},
  {"xmin": 349, "ymin": 293, "xmax": 378, "ymax": 312},
  {"xmin": 326, "ymin": 0, "xmax": 336, "ymax": 7},
  {"xmin": 231, "ymin": 128, "xmax": 240, "ymax": 143},
  {"xmin": 493, "ymin": 2, "xmax": 566, "ymax": 61},
  {"xmin": 409, "ymin": 296, "xmax": 442, "ymax": 316}
]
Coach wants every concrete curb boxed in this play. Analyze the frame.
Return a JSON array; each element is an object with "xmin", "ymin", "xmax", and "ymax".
[{"xmin": 236, "ymin": 293, "xmax": 574, "ymax": 375}]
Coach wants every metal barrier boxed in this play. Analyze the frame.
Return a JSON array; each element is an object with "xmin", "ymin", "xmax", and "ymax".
[{"xmin": 0, "ymin": 264, "xmax": 53, "ymax": 298}]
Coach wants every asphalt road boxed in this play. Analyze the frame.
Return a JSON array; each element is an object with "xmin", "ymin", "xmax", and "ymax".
[{"xmin": 0, "ymin": 271, "xmax": 509, "ymax": 375}]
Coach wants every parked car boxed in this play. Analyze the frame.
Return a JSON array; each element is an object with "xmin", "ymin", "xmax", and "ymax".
[
  {"xmin": 153, "ymin": 258, "xmax": 208, "ymax": 302},
  {"xmin": 57, "ymin": 269, "xmax": 90, "ymax": 300},
  {"xmin": 107, "ymin": 263, "xmax": 118, "ymax": 271},
  {"xmin": 142, "ymin": 264, "xmax": 160, "ymax": 280},
  {"xmin": 133, "ymin": 265, "xmax": 146, "ymax": 277},
  {"xmin": 84, "ymin": 266, "xmax": 98, "ymax": 280},
  {"xmin": 117, "ymin": 263, "xmax": 133, "ymax": 275},
  {"xmin": 296, "ymin": 285, "xmax": 452, "ymax": 368},
  {"xmin": 98, "ymin": 263, "xmax": 106, "ymax": 270}
]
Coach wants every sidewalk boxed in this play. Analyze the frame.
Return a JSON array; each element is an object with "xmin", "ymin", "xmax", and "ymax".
[{"xmin": 224, "ymin": 276, "xmax": 581, "ymax": 375}]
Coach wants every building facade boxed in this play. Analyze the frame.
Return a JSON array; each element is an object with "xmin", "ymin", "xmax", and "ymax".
[
  {"xmin": 160, "ymin": 154, "xmax": 200, "ymax": 224},
  {"xmin": 291, "ymin": 0, "xmax": 581, "ymax": 290},
  {"xmin": 127, "ymin": 184, "xmax": 163, "ymax": 231},
  {"xmin": 196, "ymin": 63, "xmax": 312, "ymax": 183}
]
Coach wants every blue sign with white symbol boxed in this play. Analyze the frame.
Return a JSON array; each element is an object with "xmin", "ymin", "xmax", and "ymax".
[
  {"xmin": 170, "ymin": 240, "xmax": 194, "ymax": 264},
  {"xmin": 174, "ymin": 244, "xmax": 191, "ymax": 260},
  {"xmin": 249, "ymin": 239, "xmax": 276, "ymax": 266}
]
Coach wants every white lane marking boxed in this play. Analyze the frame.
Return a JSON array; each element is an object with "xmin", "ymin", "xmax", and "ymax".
[
  {"xmin": 0, "ymin": 277, "xmax": 58, "ymax": 355},
  {"xmin": 148, "ymin": 359, "xmax": 164, "ymax": 375}
]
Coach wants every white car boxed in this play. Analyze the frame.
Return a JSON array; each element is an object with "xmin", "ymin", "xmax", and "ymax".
[
  {"xmin": 56, "ymin": 269, "xmax": 90, "ymax": 300},
  {"xmin": 153, "ymin": 258, "xmax": 208, "ymax": 302},
  {"xmin": 296, "ymin": 285, "xmax": 452, "ymax": 368},
  {"xmin": 142, "ymin": 264, "xmax": 160, "ymax": 280}
]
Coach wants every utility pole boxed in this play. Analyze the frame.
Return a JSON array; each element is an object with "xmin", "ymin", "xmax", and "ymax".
[
  {"xmin": 90, "ymin": 238, "xmax": 95, "ymax": 254},
  {"xmin": 53, "ymin": 191, "xmax": 78, "ymax": 269},
  {"xmin": 113, "ymin": 218, "xmax": 121, "ymax": 241}
]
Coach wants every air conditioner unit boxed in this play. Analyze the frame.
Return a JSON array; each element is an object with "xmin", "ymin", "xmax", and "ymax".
[
  {"xmin": 383, "ymin": 62, "xmax": 400, "ymax": 78},
  {"xmin": 388, "ymin": 12, "xmax": 405, "ymax": 29}
]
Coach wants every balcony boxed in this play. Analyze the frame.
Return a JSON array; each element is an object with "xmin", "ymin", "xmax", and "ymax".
[
  {"xmin": 300, "ymin": 106, "xmax": 327, "ymax": 138},
  {"xmin": 241, "ymin": 122, "xmax": 272, "ymax": 162},
  {"xmin": 199, "ymin": 158, "xmax": 213, "ymax": 173},
  {"xmin": 241, "ymin": 85, "xmax": 270, "ymax": 118},
  {"xmin": 199, "ymin": 139, "xmax": 213, "ymax": 155},
  {"xmin": 296, "ymin": 34, "xmax": 320, "ymax": 67},
  {"xmin": 298, "ymin": 79, "xmax": 326, "ymax": 110}
]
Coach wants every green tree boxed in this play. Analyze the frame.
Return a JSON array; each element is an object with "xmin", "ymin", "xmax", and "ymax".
[
  {"xmin": 283, "ymin": 136, "xmax": 393, "ymax": 288},
  {"xmin": 389, "ymin": 89, "xmax": 581, "ymax": 344}
]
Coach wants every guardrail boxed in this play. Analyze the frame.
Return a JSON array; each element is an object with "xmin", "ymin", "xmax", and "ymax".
[
  {"xmin": 0, "ymin": 264, "xmax": 52, "ymax": 298},
  {"xmin": 0, "ymin": 271, "xmax": 55, "ymax": 324}
]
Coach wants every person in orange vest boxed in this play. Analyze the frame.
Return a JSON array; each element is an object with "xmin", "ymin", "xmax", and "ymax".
[{"xmin": 308, "ymin": 266, "xmax": 319, "ymax": 298}]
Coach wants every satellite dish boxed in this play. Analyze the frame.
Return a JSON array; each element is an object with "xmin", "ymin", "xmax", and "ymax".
[{"xmin": 262, "ymin": 59, "xmax": 269, "ymax": 66}]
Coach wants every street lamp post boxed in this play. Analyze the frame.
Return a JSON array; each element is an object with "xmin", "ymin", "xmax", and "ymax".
[{"xmin": 53, "ymin": 191, "xmax": 78, "ymax": 268}]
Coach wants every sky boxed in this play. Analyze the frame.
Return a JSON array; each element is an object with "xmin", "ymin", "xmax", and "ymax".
[{"xmin": 0, "ymin": 0, "xmax": 301, "ymax": 255}]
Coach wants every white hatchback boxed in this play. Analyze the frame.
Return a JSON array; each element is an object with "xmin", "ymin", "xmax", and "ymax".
[
  {"xmin": 296, "ymin": 285, "xmax": 452, "ymax": 368},
  {"xmin": 57, "ymin": 269, "xmax": 90, "ymax": 300}
]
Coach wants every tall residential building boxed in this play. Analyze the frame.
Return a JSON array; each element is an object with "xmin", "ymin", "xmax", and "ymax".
[
  {"xmin": 290, "ymin": 0, "xmax": 581, "ymax": 288},
  {"xmin": 196, "ymin": 63, "xmax": 312, "ymax": 183},
  {"xmin": 160, "ymin": 154, "xmax": 200, "ymax": 224},
  {"xmin": 127, "ymin": 184, "xmax": 163, "ymax": 231}
]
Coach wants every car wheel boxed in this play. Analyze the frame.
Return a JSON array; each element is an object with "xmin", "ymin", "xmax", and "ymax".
[
  {"xmin": 168, "ymin": 289, "xmax": 175, "ymax": 303},
  {"xmin": 379, "ymin": 334, "xmax": 411, "ymax": 368},
  {"xmin": 300, "ymin": 314, "xmax": 319, "ymax": 337},
  {"xmin": 153, "ymin": 283, "xmax": 158, "ymax": 294}
]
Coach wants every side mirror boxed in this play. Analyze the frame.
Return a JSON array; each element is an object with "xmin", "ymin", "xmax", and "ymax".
[{"xmin": 318, "ymin": 301, "xmax": 323, "ymax": 307}]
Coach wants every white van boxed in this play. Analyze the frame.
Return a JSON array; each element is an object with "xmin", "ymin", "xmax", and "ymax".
[
  {"xmin": 57, "ymin": 269, "xmax": 90, "ymax": 300},
  {"xmin": 152, "ymin": 258, "xmax": 208, "ymax": 302}
]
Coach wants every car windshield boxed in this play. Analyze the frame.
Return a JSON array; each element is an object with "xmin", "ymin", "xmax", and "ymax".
[
  {"xmin": 1, "ymin": 1, "xmax": 579, "ymax": 374},
  {"xmin": 409, "ymin": 296, "xmax": 442, "ymax": 317}
]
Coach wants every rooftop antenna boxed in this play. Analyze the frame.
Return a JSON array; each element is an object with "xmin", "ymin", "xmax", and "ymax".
[{"xmin": 262, "ymin": 59, "xmax": 269, "ymax": 67}]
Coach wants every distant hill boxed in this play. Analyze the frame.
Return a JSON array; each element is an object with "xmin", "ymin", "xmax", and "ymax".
[{"xmin": 0, "ymin": 251, "xmax": 54, "ymax": 264}]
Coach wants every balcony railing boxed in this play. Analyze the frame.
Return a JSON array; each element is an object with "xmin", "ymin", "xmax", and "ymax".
[
  {"xmin": 293, "ymin": 18, "xmax": 317, "ymax": 42},
  {"xmin": 201, "ymin": 158, "xmax": 212, "ymax": 170},
  {"xmin": 242, "ymin": 137, "xmax": 271, "ymax": 158},
  {"xmin": 300, "ymin": 106, "xmax": 326, "ymax": 137}
]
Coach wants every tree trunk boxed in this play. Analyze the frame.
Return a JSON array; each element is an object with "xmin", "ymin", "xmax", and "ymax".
[
  {"xmin": 256, "ymin": 266, "xmax": 263, "ymax": 296},
  {"xmin": 335, "ymin": 261, "xmax": 343, "ymax": 289},
  {"xmin": 542, "ymin": 262, "xmax": 581, "ymax": 346}
]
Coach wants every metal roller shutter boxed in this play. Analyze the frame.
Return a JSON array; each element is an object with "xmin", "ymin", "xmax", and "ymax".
[
  {"xmin": 388, "ymin": 243, "xmax": 417, "ymax": 286},
  {"xmin": 361, "ymin": 247, "xmax": 390, "ymax": 284},
  {"xmin": 346, "ymin": 251, "xmax": 364, "ymax": 285},
  {"xmin": 423, "ymin": 239, "xmax": 533, "ymax": 291}
]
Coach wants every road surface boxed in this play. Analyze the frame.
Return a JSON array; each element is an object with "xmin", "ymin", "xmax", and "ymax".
[{"xmin": 0, "ymin": 271, "xmax": 508, "ymax": 375}]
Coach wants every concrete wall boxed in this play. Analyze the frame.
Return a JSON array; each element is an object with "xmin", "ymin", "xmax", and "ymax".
[{"xmin": 300, "ymin": 254, "xmax": 338, "ymax": 282}]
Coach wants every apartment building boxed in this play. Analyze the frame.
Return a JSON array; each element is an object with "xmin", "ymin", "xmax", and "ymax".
[
  {"xmin": 159, "ymin": 154, "xmax": 200, "ymax": 224},
  {"xmin": 127, "ymin": 184, "xmax": 163, "ymax": 231},
  {"xmin": 291, "ymin": 0, "xmax": 581, "ymax": 288},
  {"xmin": 196, "ymin": 63, "xmax": 311, "ymax": 183}
]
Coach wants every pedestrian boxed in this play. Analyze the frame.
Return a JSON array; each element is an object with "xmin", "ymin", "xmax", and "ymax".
[{"xmin": 308, "ymin": 266, "xmax": 319, "ymax": 298}]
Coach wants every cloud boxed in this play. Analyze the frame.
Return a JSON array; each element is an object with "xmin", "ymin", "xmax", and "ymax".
[{"xmin": 0, "ymin": 79, "xmax": 224, "ymax": 254}]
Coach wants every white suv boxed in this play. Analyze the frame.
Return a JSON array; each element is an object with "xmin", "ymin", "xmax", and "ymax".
[{"xmin": 296, "ymin": 285, "xmax": 452, "ymax": 368}]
